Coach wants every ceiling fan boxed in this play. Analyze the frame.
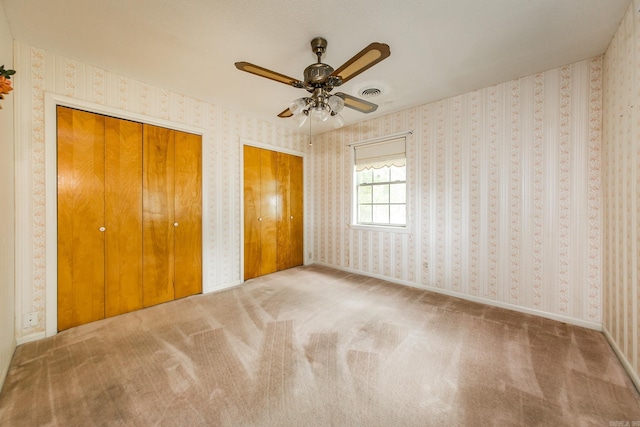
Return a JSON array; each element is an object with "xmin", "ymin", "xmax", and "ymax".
[{"xmin": 235, "ymin": 37, "xmax": 391, "ymax": 127}]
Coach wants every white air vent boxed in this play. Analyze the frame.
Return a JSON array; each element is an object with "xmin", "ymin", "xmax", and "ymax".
[{"xmin": 360, "ymin": 87, "xmax": 382, "ymax": 97}]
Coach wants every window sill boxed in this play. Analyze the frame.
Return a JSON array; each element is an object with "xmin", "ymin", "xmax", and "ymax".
[{"xmin": 349, "ymin": 224, "xmax": 413, "ymax": 234}]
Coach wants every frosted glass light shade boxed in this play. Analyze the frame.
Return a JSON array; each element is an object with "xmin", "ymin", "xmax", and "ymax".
[
  {"xmin": 328, "ymin": 95, "xmax": 345, "ymax": 113},
  {"xmin": 289, "ymin": 98, "xmax": 307, "ymax": 115},
  {"xmin": 311, "ymin": 106, "xmax": 330, "ymax": 122},
  {"xmin": 332, "ymin": 112, "xmax": 345, "ymax": 128},
  {"xmin": 296, "ymin": 112, "xmax": 309, "ymax": 127}
]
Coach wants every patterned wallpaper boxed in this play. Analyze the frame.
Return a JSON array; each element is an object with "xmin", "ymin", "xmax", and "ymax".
[
  {"xmin": 602, "ymin": 0, "xmax": 640, "ymax": 388},
  {"xmin": 311, "ymin": 57, "xmax": 603, "ymax": 326},
  {"xmin": 12, "ymin": 40, "xmax": 608, "ymax": 340},
  {"xmin": 13, "ymin": 42, "xmax": 310, "ymax": 339}
]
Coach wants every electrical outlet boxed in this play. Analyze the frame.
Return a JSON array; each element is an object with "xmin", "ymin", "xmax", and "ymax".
[
  {"xmin": 423, "ymin": 261, "xmax": 429, "ymax": 269},
  {"xmin": 23, "ymin": 312, "xmax": 38, "ymax": 328},
  {"xmin": 308, "ymin": 252, "xmax": 312, "ymax": 259}
]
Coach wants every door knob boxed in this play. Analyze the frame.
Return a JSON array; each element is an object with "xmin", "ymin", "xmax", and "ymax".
[
  {"xmin": 99, "ymin": 227, "xmax": 106, "ymax": 232},
  {"xmin": 258, "ymin": 217, "xmax": 262, "ymax": 221},
  {"xmin": 174, "ymin": 222, "xmax": 179, "ymax": 227},
  {"xmin": 290, "ymin": 216, "xmax": 294, "ymax": 220}
]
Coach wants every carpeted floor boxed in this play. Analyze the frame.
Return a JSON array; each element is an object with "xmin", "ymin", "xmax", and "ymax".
[{"xmin": 1, "ymin": 265, "xmax": 639, "ymax": 426}]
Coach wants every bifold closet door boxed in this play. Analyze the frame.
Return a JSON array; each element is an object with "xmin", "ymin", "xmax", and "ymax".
[
  {"xmin": 57, "ymin": 107, "xmax": 106, "ymax": 331},
  {"xmin": 244, "ymin": 145, "xmax": 262, "ymax": 280},
  {"xmin": 104, "ymin": 117, "xmax": 143, "ymax": 317},
  {"xmin": 259, "ymin": 148, "xmax": 278, "ymax": 276},
  {"xmin": 143, "ymin": 125, "xmax": 202, "ymax": 306},
  {"xmin": 243, "ymin": 145, "xmax": 278, "ymax": 280},
  {"xmin": 142, "ymin": 125, "xmax": 176, "ymax": 307},
  {"xmin": 244, "ymin": 146, "xmax": 302, "ymax": 280},
  {"xmin": 276, "ymin": 152, "xmax": 291, "ymax": 270},
  {"xmin": 276, "ymin": 152, "xmax": 304, "ymax": 270},
  {"xmin": 174, "ymin": 130, "xmax": 202, "ymax": 299},
  {"xmin": 289, "ymin": 154, "xmax": 304, "ymax": 267},
  {"xmin": 58, "ymin": 108, "xmax": 201, "ymax": 329}
]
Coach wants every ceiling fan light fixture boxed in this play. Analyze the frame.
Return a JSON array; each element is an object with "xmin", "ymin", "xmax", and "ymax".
[
  {"xmin": 289, "ymin": 98, "xmax": 308, "ymax": 115},
  {"xmin": 296, "ymin": 111, "xmax": 309, "ymax": 127},
  {"xmin": 328, "ymin": 95, "xmax": 345, "ymax": 113},
  {"xmin": 311, "ymin": 105, "xmax": 330, "ymax": 122},
  {"xmin": 332, "ymin": 112, "xmax": 345, "ymax": 128}
]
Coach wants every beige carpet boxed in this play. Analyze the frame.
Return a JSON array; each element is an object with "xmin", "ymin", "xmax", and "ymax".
[{"xmin": 1, "ymin": 265, "xmax": 639, "ymax": 426}]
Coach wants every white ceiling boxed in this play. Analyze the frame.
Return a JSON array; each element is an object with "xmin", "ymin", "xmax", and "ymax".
[{"xmin": 1, "ymin": 0, "xmax": 630, "ymax": 134}]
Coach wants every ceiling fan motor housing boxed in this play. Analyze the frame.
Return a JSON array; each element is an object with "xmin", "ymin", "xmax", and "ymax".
[{"xmin": 304, "ymin": 63, "xmax": 334, "ymax": 86}]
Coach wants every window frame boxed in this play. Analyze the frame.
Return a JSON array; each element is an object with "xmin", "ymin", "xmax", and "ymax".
[
  {"xmin": 349, "ymin": 133, "xmax": 412, "ymax": 233},
  {"xmin": 355, "ymin": 165, "xmax": 407, "ymax": 227}
]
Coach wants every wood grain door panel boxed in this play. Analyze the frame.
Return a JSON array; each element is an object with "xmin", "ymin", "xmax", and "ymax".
[
  {"xmin": 57, "ymin": 106, "xmax": 106, "ymax": 331},
  {"xmin": 244, "ymin": 146, "xmax": 303, "ymax": 279},
  {"xmin": 289, "ymin": 154, "xmax": 304, "ymax": 267},
  {"xmin": 260, "ymin": 149, "xmax": 278, "ymax": 276},
  {"xmin": 276, "ymin": 152, "xmax": 292, "ymax": 270},
  {"xmin": 105, "ymin": 117, "xmax": 143, "ymax": 317},
  {"xmin": 244, "ymin": 145, "xmax": 262, "ymax": 280},
  {"xmin": 174, "ymin": 130, "xmax": 202, "ymax": 299},
  {"xmin": 142, "ymin": 124, "xmax": 175, "ymax": 307}
]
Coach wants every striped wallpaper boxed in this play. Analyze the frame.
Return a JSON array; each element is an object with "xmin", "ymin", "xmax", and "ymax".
[
  {"xmin": 602, "ymin": 0, "xmax": 640, "ymax": 389},
  {"xmin": 13, "ymin": 42, "xmax": 310, "ymax": 339},
  {"xmin": 13, "ymin": 40, "xmax": 608, "ymax": 344},
  {"xmin": 311, "ymin": 56, "xmax": 603, "ymax": 326}
]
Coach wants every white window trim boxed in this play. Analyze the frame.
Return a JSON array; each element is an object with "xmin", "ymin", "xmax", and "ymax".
[{"xmin": 349, "ymin": 131, "xmax": 413, "ymax": 233}]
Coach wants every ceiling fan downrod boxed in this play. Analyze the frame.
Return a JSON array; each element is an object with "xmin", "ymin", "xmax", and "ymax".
[{"xmin": 310, "ymin": 37, "xmax": 327, "ymax": 63}]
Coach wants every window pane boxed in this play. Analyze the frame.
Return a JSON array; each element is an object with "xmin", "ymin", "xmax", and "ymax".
[
  {"xmin": 373, "ymin": 167, "xmax": 390, "ymax": 183},
  {"xmin": 373, "ymin": 205, "xmax": 389, "ymax": 223},
  {"xmin": 357, "ymin": 169, "xmax": 373, "ymax": 185},
  {"xmin": 359, "ymin": 205, "xmax": 372, "ymax": 223},
  {"xmin": 372, "ymin": 184, "xmax": 389, "ymax": 203},
  {"xmin": 390, "ymin": 205, "xmax": 406, "ymax": 225},
  {"xmin": 358, "ymin": 185, "xmax": 372, "ymax": 204},
  {"xmin": 390, "ymin": 165, "xmax": 406, "ymax": 182},
  {"xmin": 390, "ymin": 183, "xmax": 406, "ymax": 203}
]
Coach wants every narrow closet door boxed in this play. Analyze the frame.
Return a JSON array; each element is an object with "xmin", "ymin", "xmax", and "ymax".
[
  {"xmin": 244, "ymin": 145, "xmax": 262, "ymax": 280},
  {"xmin": 276, "ymin": 152, "xmax": 292, "ymax": 270},
  {"xmin": 142, "ymin": 124, "xmax": 176, "ymax": 307},
  {"xmin": 104, "ymin": 117, "xmax": 143, "ymax": 317},
  {"xmin": 57, "ymin": 106, "xmax": 106, "ymax": 331},
  {"xmin": 289, "ymin": 154, "xmax": 304, "ymax": 267},
  {"xmin": 259, "ymin": 148, "xmax": 278, "ymax": 276},
  {"xmin": 174, "ymin": 130, "xmax": 202, "ymax": 299}
]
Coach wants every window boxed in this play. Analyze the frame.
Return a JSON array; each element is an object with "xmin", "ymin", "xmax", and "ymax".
[{"xmin": 353, "ymin": 137, "xmax": 406, "ymax": 227}]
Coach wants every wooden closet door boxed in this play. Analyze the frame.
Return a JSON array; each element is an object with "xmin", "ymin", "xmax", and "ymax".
[
  {"xmin": 259, "ymin": 148, "xmax": 278, "ymax": 276},
  {"xmin": 276, "ymin": 152, "xmax": 292, "ymax": 270},
  {"xmin": 244, "ymin": 145, "xmax": 262, "ymax": 280},
  {"xmin": 57, "ymin": 106, "xmax": 106, "ymax": 331},
  {"xmin": 289, "ymin": 154, "xmax": 304, "ymax": 267},
  {"xmin": 142, "ymin": 124, "xmax": 176, "ymax": 307},
  {"xmin": 174, "ymin": 130, "xmax": 202, "ymax": 299},
  {"xmin": 104, "ymin": 117, "xmax": 143, "ymax": 317}
]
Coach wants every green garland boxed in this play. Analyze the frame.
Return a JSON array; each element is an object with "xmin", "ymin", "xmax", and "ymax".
[{"xmin": 0, "ymin": 65, "xmax": 15, "ymax": 79}]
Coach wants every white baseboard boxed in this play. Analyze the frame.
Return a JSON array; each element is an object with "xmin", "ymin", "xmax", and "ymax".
[
  {"xmin": 603, "ymin": 327, "xmax": 640, "ymax": 393},
  {"xmin": 16, "ymin": 331, "xmax": 45, "ymax": 346},
  {"xmin": 313, "ymin": 262, "xmax": 603, "ymax": 331}
]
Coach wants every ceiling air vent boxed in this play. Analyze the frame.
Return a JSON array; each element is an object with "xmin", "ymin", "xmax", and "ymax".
[{"xmin": 359, "ymin": 87, "xmax": 384, "ymax": 98}]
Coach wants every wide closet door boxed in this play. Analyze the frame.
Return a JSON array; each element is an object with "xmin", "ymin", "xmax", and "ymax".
[
  {"xmin": 244, "ymin": 145, "xmax": 303, "ymax": 280},
  {"xmin": 57, "ymin": 106, "xmax": 202, "ymax": 331}
]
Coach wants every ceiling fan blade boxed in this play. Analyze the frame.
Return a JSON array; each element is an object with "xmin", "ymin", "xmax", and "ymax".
[
  {"xmin": 331, "ymin": 42, "xmax": 390, "ymax": 84},
  {"xmin": 235, "ymin": 62, "xmax": 303, "ymax": 87},
  {"xmin": 278, "ymin": 108, "xmax": 293, "ymax": 118},
  {"xmin": 335, "ymin": 92, "xmax": 378, "ymax": 113}
]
